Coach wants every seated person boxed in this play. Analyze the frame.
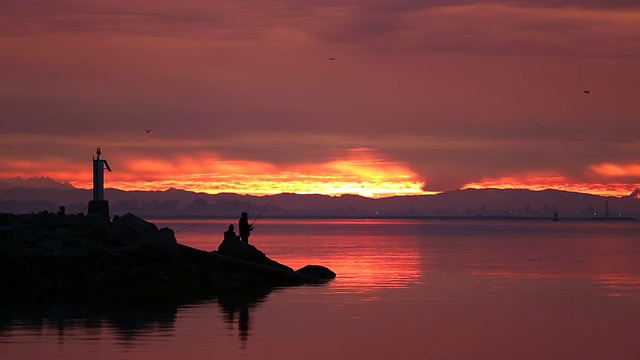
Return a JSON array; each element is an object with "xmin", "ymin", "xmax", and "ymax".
[{"xmin": 223, "ymin": 224, "xmax": 240, "ymax": 242}]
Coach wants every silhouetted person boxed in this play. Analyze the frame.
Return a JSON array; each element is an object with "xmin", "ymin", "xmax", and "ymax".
[
  {"xmin": 238, "ymin": 212, "xmax": 253, "ymax": 243},
  {"xmin": 217, "ymin": 290, "xmax": 267, "ymax": 349},
  {"xmin": 223, "ymin": 224, "xmax": 239, "ymax": 242},
  {"xmin": 239, "ymin": 305, "xmax": 249, "ymax": 345},
  {"xmin": 57, "ymin": 206, "xmax": 66, "ymax": 216}
]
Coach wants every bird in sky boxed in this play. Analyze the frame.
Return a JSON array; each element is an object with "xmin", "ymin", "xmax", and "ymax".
[
  {"xmin": 145, "ymin": 129, "xmax": 152, "ymax": 133},
  {"xmin": 584, "ymin": 90, "xmax": 591, "ymax": 94},
  {"xmin": 326, "ymin": 57, "xmax": 336, "ymax": 61}
]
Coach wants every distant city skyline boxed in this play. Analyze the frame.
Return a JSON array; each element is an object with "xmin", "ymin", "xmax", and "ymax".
[{"xmin": 1, "ymin": 1, "xmax": 639, "ymax": 198}]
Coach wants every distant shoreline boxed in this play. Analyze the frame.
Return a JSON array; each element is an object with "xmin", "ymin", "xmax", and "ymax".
[
  {"xmin": 3, "ymin": 186, "xmax": 639, "ymax": 219},
  {"xmin": 145, "ymin": 215, "xmax": 638, "ymax": 221}
]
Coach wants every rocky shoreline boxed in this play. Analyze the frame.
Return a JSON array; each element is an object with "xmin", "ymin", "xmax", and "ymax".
[{"xmin": 0, "ymin": 212, "xmax": 335, "ymax": 305}]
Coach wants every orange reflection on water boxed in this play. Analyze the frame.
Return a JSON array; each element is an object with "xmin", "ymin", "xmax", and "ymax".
[
  {"xmin": 162, "ymin": 218, "xmax": 426, "ymax": 295},
  {"xmin": 267, "ymin": 240, "xmax": 425, "ymax": 294},
  {"xmin": 472, "ymin": 270, "xmax": 640, "ymax": 299}
]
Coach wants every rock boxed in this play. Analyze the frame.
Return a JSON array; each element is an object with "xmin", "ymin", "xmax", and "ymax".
[
  {"xmin": 50, "ymin": 228, "xmax": 74, "ymax": 242},
  {"xmin": 136, "ymin": 227, "xmax": 178, "ymax": 249},
  {"xmin": 296, "ymin": 265, "xmax": 336, "ymax": 280},
  {"xmin": 217, "ymin": 239, "xmax": 292, "ymax": 271},
  {"xmin": 112, "ymin": 213, "xmax": 177, "ymax": 249},
  {"xmin": 139, "ymin": 227, "xmax": 178, "ymax": 249},
  {"xmin": 0, "ymin": 211, "xmax": 335, "ymax": 305},
  {"xmin": 37, "ymin": 239, "xmax": 64, "ymax": 252},
  {"xmin": 0, "ymin": 239, "xmax": 27, "ymax": 257},
  {"xmin": 111, "ymin": 212, "xmax": 157, "ymax": 245},
  {"xmin": 56, "ymin": 239, "xmax": 109, "ymax": 258}
]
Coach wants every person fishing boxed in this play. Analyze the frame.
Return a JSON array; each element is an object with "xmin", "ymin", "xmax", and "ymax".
[
  {"xmin": 238, "ymin": 199, "xmax": 273, "ymax": 244},
  {"xmin": 238, "ymin": 212, "xmax": 253, "ymax": 243}
]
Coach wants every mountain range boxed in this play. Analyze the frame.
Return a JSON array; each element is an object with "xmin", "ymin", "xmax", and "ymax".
[{"xmin": 1, "ymin": 177, "xmax": 639, "ymax": 219}]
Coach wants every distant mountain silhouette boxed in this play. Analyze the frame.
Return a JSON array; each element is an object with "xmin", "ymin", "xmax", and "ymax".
[
  {"xmin": 0, "ymin": 176, "xmax": 75, "ymax": 190},
  {"xmin": 0, "ymin": 179, "xmax": 638, "ymax": 219}
]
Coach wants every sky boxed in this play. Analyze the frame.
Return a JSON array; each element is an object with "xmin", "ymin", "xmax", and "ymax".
[{"xmin": 1, "ymin": 0, "xmax": 639, "ymax": 198}]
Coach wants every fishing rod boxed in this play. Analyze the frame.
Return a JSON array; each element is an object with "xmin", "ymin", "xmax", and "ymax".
[
  {"xmin": 251, "ymin": 198, "xmax": 274, "ymax": 226},
  {"xmin": 0, "ymin": 188, "xmax": 13, "ymax": 200},
  {"xmin": 175, "ymin": 222, "xmax": 201, "ymax": 233}
]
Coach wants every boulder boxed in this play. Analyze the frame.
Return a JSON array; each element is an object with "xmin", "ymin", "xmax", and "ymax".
[
  {"xmin": 37, "ymin": 239, "xmax": 64, "ymax": 252},
  {"xmin": 296, "ymin": 265, "xmax": 336, "ymax": 280},
  {"xmin": 49, "ymin": 228, "xmax": 75, "ymax": 242},
  {"xmin": 112, "ymin": 213, "xmax": 177, "ymax": 249},
  {"xmin": 140, "ymin": 227, "xmax": 178, "ymax": 249}
]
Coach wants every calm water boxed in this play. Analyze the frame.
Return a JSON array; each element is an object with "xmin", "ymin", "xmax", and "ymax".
[{"xmin": 2, "ymin": 218, "xmax": 640, "ymax": 359}]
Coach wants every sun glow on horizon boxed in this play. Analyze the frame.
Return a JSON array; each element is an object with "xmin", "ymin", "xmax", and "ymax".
[
  {"xmin": 3, "ymin": 147, "xmax": 639, "ymax": 198},
  {"xmin": 61, "ymin": 148, "xmax": 432, "ymax": 198},
  {"xmin": 69, "ymin": 177, "xmax": 430, "ymax": 198}
]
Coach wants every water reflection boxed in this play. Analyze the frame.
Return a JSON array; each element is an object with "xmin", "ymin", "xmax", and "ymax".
[
  {"xmin": 596, "ymin": 276, "xmax": 640, "ymax": 299},
  {"xmin": 216, "ymin": 288, "xmax": 271, "ymax": 348},
  {"xmin": 0, "ymin": 300, "xmax": 178, "ymax": 344},
  {"xmin": 0, "ymin": 288, "xmax": 274, "ymax": 349},
  {"xmin": 471, "ymin": 270, "xmax": 640, "ymax": 299}
]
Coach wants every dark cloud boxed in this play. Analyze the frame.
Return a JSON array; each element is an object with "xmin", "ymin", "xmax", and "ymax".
[
  {"xmin": 3, "ymin": 1, "xmax": 639, "ymax": 60},
  {"xmin": 267, "ymin": 0, "xmax": 640, "ymax": 10},
  {"xmin": 313, "ymin": 4, "xmax": 640, "ymax": 58},
  {"xmin": 1, "ymin": 1, "xmax": 238, "ymax": 38},
  {"xmin": 496, "ymin": 0, "xmax": 640, "ymax": 8}
]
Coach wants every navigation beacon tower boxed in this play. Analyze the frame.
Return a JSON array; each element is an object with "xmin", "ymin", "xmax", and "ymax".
[{"xmin": 88, "ymin": 147, "xmax": 112, "ymax": 221}]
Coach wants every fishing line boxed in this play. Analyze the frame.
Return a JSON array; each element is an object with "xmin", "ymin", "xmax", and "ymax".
[
  {"xmin": 175, "ymin": 222, "xmax": 201, "ymax": 233},
  {"xmin": 251, "ymin": 198, "xmax": 274, "ymax": 226}
]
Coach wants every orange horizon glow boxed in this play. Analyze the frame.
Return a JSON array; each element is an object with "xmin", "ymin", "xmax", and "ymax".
[
  {"xmin": 2, "ymin": 151, "xmax": 639, "ymax": 199},
  {"xmin": 8, "ymin": 148, "xmax": 431, "ymax": 198},
  {"xmin": 463, "ymin": 173, "xmax": 640, "ymax": 198},
  {"xmin": 3, "ymin": 166, "xmax": 639, "ymax": 199},
  {"xmin": 6, "ymin": 171, "xmax": 636, "ymax": 199}
]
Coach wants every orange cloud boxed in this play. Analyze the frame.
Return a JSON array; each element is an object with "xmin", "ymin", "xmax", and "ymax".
[
  {"xmin": 591, "ymin": 163, "xmax": 640, "ymax": 177},
  {"xmin": 463, "ymin": 173, "xmax": 640, "ymax": 198}
]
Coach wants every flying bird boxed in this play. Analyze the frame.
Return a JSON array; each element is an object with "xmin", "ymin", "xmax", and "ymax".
[
  {"xmin": 145, "ymin": 129, "xmax": 152, "ymax": 133},
  {"xmin": 326, "ymin": 57, "xmax": 336, "ymax": 61},
  {"xmin": 584, "ymin": 90, "xmax": 590, "ymax": 94}
]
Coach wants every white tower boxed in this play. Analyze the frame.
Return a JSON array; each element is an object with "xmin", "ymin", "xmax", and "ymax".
[{"xmin": 88, "ymin": 147, "xmax": 112, "ymax": 220}]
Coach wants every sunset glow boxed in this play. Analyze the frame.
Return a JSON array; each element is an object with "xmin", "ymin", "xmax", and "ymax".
[
  {"xmin": 463, "ymin": 174, "xmax": 640, "ymax": 198},
  {"xmin": 591, "ymin": 163, "xmax": 640, "ymax": 177},
  {"xmin": 51, "ymin": 148, "xmax": 429, "ymax": 198},
  {"xmin": 2, "ymin": 0, "xmax": 640, "ymax": 199},
  {"xmin": 3, "ymin": 147, "xmax": 639, "ymax": 198}
]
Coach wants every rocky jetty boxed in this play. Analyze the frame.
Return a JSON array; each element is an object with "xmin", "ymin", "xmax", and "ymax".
[{"xmin": 0, "ymin": 212, "xmax": 335, "ymax": 305}]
